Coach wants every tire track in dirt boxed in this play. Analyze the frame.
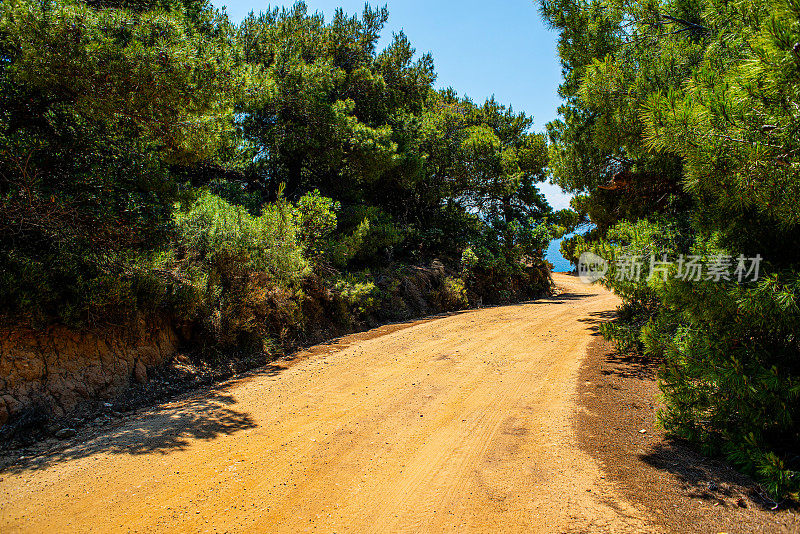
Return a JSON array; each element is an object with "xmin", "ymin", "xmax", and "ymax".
[{"xmin": 0, "ymin": 273, "xmax": 657, "ymax": 533}]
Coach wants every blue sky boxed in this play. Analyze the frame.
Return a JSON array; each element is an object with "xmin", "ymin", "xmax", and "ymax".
[{"xmin": 212, "ymin": 0, "xmax": 573, "ymax": 211}]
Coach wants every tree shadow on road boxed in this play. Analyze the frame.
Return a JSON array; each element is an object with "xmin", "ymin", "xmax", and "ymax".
[
  {"xmin": 577, "ymin": 309, "xmax": 618, "ymax": 336},
  {"xmin": 537, "ymin": 290, "xmax": 597, "ymax": 304},
  {"xmin": 1, "ymin": 387, "xmax": 256, "ymax": 475},
  {"xmin": 639, "ymin": 438, "xmax": 791, "ymax": 510},
  {"xmin": 599, "ymin": 350, "xmax": 658, "ymax": 380}
]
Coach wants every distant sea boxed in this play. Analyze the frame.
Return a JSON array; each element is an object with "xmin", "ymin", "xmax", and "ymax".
[{"xmin": 546, "ymin": 235, "xmax": 574, "ymax": 273}]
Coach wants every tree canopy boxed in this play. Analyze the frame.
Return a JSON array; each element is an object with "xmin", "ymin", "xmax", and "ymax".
[
  {"xmin": 0, "ymin": 0, "xmax": 559, "ymax": 330},
  {"xmin": 543, "ymin": 0, "xmax": 800, "ymax": 499}
]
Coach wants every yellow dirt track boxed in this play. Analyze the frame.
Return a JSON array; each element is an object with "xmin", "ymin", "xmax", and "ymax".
[{"xmin": 0, "ymin": 273, "xmax": 657, "ymax": 533}]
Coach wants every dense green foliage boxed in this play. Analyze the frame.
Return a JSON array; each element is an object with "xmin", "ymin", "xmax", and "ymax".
[
  {"xmin": 0, "ymin": 0, "xmax": 240, "ymax": 324},
  {"xmin": 543, "ymin": 0, "xmax": 800, "ymax": 499},
  {"xmin": 0, "ymin": 2, "xmax": 558, "ymax": 348}
]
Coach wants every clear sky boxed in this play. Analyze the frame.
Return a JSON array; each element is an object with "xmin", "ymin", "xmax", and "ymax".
[{"xmin": 212, "ymin": 0, "xmax": 573, "ymax": 210}]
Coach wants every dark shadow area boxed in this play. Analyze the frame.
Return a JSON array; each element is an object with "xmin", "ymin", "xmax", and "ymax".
[
  {"xmin": 599, "ymin": 350, "xmax": 658, "ymax": 380},
  {"xmin": 576, "ymin": 337, "xmax": 800, "ymax": 532},
  {"xmin": 1, "ymin": 389, "xmax": 256, "ymax": 475},
  {"xmin": 577, "ymin": 310, "xmax": 618, "ymax": 336},
  {"xmin": 583, "ymin": 310, "xmax": 618, "ymax": 321},
  {"xmin": 640, "ymin": 439, "xmax": 792, "ymax": 511},
  {"xmin": 536, "ymin": 290, "xmax": 596, "ymax": 304}
]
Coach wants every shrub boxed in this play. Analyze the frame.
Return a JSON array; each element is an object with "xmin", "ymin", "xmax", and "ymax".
[
  {"xmin": 333, "ymin": 273, "xmax": 381, "ymax": 317},
  {"xmin": 655, "ymin": 273, "xmax": 800, "ymax": 500},
  {"xmin": 460, "ymin": 247, "xmax": 479, "ymax": 274},
  {"xmin": 327, "ymin": 206, "xmax": 407, "ymax": 268},
  {"xmin": 294, "ymin": 190, "xmax": 339, "ymax": 260},
  {"xmin": 172, "ymin": 192, "xmax": 308, "ymax": 347},
  {"xmin": 587, "ymin": 219, "xmax": 800, "ymax": 499},
  {"xmin": 438, "ymin": 276, "xmax": 468, "ymax": 310},
  {"xmin": 175, "ymin": 191, "xmax": 308, "ymax": 287}
]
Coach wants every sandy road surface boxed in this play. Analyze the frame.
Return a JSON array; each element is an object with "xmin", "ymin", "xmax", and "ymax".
[{"xmin": 0, "ymin": 274, "xmax": 656, "ymax": 533}]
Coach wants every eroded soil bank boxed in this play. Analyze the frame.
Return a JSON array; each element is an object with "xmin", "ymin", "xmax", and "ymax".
[{"xmin": 0, "ymin": 318, "xmax": 178, "ymax": 428}]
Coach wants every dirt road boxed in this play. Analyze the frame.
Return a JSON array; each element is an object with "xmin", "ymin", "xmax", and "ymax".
[{"xmin": 0, "ymin": 274, "xmax": 657, "ymax": 533}]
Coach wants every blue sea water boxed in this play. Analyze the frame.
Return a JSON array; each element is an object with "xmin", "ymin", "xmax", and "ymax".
[{"xmin": 546, "ymin": 236, "xmax": 573, "ymax": 273}]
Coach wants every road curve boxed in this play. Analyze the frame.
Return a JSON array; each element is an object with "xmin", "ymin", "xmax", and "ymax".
[{"xmin": 0, "ymin": 273, "xmax": 656, "ymax": 533}]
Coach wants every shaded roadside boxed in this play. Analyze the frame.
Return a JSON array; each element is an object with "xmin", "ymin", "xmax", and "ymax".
[{"xmin": 576, "ymin": 337, "xmax": 800, "ymax": 534}]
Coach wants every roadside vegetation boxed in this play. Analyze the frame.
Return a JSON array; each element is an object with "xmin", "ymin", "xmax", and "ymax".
[
  {"xmin": 0, "ymin": 1, "xmax": 568, "ymax": 363},
  {"xmin": 543, "ymin": 0, "xmax": 800, "ymax": 500},
  {"xmin": 9, "ymin": 0, "xmax": 795, "ymax": 508}
]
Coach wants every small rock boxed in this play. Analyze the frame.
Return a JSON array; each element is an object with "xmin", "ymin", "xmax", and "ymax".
[
  {"xmin": 54, "ymin": 428, "xmax": 76, "ymax": 439},
  {"xmin": 638, "ymin": 429, "xmax": 647, "ymax": 434}
]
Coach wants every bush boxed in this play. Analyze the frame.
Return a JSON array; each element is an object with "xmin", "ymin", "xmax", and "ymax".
[
  {"xmin": 333, "ymin": 273, "xmax": 381, "ymax": 317},
  {"xmin": 587, "ymin": 219, "xmax": 800, "ymax": 499},
  {"xmin": 175, "ymin": 192, "xmax": 308, "ymax": 286},
  {"xmin": 294, "ymin": 190, "xmax": 339, "ymax": 261},
  {"xmin": 327, "ymin": 206, "xmax": 407, "ymax": 268},
  {"xmin": 459, "ymin": 219, "xmax": 553, "ymax": 304},
  {"xmin": 655, "ymin": 273, "xmax": 800, "ymax": 500},
  {"xmin": 172, "ymin": 192, "xmax": 308, "ymax": 347},
  {"xmin": 438, "ymin": 276, "xmax": 468, "ymax": 310},
  {"xmin": 460, "ymin": 246, "xmax": 479, "ymax": 274}
]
